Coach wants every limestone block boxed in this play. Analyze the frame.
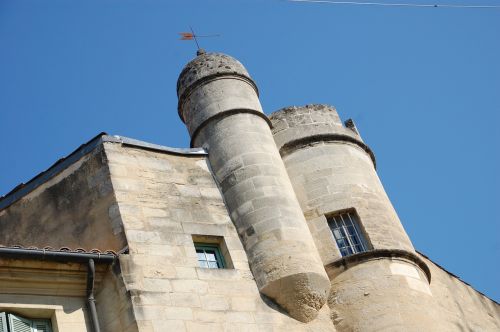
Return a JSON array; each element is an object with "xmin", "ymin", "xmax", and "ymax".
[
  {"xmin": 230, "ymin": 297, "xmax": 257, "ymax": 312},
  {"xmin": 164, "ymin": 307, "xmax": 193, "ymax": 320},
  {"xmin": 225, "ymin": 312, "xmax": 254, "ymax": 323},
  {"xmin": 171, "ymin": 279, "xmax": 209, "ymax": 294},
  {"xmin": 171, "ymin": 293, "xmax": 201, "ymax": 308},
  {"xmin": 152, "ymin": 320, "xmax": 186, "ymax": 332},
  {"xmin": 185, "ymin": 321, "xmax": 223, "ymax": 332},
  {"xmin": 175, "ymin": 267, "xmax": 198, "ymax": 279},
  {"xmin": 200, "ymin": 294, "xmax": 230, "ymax": 311},
  {"xmin": 142, "ymin": 278, "xmax": 172, "ymax": 292},
  {"xmin": 223, "ymin": 323, "xmax": 262, "ymax": 332}
]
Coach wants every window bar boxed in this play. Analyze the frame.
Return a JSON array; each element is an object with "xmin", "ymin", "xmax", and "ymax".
[
  {"xmin": 347, "ymin": 212, "xmax": 366, "ymax": 252},
  {"xmin": 338, "ymin": 215, "xmax": 349, "ymax": 255},
  {"xmin": 339, "ymin": 213, "xmax": 355, "ymax": 253},
  {"xmin": 202, "ymin": 250, "xmax": 209, "ymax": 267}
]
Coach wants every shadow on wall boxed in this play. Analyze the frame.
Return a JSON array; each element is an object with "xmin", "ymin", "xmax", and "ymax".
[{"xmin": 259, "ymin": 293, "xmax": 292, "ymax": 319}]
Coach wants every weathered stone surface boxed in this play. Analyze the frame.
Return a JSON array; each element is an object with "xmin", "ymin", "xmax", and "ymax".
[
  {"xmin": 96, "ymin": 265, "xmax": 138, "ymax": 332},
  {"xmin": 104, "ymin": 142, "xmax": 335, "ymax": 331},
  {"xmin": 327, "ymin": 258, "xmax": 443, "ymax": 331},
  {"xmin": 419, "ymin": 253, "xmax": 500, "ymax": 331},
  {"xmin": 0, "ymin": 145, "xmax": 126, "ymax": 252},
  {"xmin": 177, "ymin": 52, "xmax": 251, "ymax": 102},
  {"xmin": 178, "ymin": 52, "xmax": 330, "ymax": 322}
]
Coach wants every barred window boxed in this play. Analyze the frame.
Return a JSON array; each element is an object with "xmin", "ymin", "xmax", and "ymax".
[{"xmin": 328, "ymin": 211, "xmax": 369, "ymax": 257}]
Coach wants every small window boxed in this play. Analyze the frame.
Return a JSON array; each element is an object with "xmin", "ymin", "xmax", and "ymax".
[
  {"xmin": 194, "ymin": 243, "xmax": 226, "ymax": 269},
  {"xmin": 0, "ymin": 312, "xmax": 52, "ymax": 332},
  {"xmin": 191, "ymin": 235, "xmax": 234, "ymax": 269},
  {"xmin": 328, "ymin": 210, "xmax": 369, "ymax": 257}
]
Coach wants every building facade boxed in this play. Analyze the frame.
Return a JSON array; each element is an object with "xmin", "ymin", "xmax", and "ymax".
[{"xmin": 0, "ymin": 51, "xmax": 498, "ymax": 332}]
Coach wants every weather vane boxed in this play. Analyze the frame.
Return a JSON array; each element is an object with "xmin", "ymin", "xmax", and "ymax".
[{"xmin": 179, "ymin": 26, "xmax": 220, "ymax": 53}]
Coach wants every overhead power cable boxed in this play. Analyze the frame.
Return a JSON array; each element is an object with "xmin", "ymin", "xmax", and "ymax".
[{"xmin": 288, "ymin": 0, "xmax": 500, "ymax": 9}]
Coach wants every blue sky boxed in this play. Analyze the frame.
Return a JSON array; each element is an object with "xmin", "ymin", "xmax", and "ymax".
[{"xmin": 1, "ymin": 0, "xmax": 498, "ymax": 301}]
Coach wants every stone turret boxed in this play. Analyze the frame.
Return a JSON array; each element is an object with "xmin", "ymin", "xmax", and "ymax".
[
  {"xmin": 270, "ymin": 104, "xmax": 414, "ymax": 256},
  {"xmin": 177, "ymin": 53, "xmax": 330, "ymax": 322},
  {"xmin": 270, "ymin": 104, "xmax": 443, "ymax": 331}
]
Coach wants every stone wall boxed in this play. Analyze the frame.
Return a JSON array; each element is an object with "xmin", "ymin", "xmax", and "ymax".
[
  {"xmin": 103, "ymin": 142, "xmax": 335, "ymax": 332},
  {"xmin": 95, "ymin": 264, "xmax": 138, "ymax": 332},
  {"xmin": 326, "ymin": 256, "xmax": 445, "ymax": 331},
  {"xmin": 0, "ymin": 144, "xmax": 126, "ymax": 252},
  {"xmin": 323, "ymin": 253, "xmax": 500, "ymax": 332},
  {"xmin": 419, "ymin": 253, "xmax": 500, "ymax": 330}
]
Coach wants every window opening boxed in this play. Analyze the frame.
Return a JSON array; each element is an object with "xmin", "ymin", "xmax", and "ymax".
[
  {"xmin": 194, "ymin": 243, "xmax": 226, "ymax": 269},
  {"xmin": 328, "ymin": 210, "xmax": 369, "ymax": 257},
  {"xmin": 0, "ymin": 312, "xmax": 52, "ymax": 332}
]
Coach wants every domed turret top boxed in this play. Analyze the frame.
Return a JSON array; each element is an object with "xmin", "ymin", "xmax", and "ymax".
[{"xmin": 177, "ymin": 52, "xmax": 253, "ymax": 99}]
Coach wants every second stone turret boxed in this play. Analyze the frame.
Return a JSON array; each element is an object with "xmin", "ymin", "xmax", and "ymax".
[{"xmin": 270, "ymin": 104, "xmax": 441, "ymax": 331}]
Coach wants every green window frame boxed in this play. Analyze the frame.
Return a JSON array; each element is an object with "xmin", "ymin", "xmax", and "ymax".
[
  {"xmin": 194, "ymin": 243, "xmax": 226, "ymax": 269},
  {"xmin": 0, "ymin": 312, "xmax": 52, "ymax": 332}
]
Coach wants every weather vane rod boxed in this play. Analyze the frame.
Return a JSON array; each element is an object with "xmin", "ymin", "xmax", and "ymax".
[{"xmin": 179, "ymin": 26, "xmax": 220, "ymax": 52}]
